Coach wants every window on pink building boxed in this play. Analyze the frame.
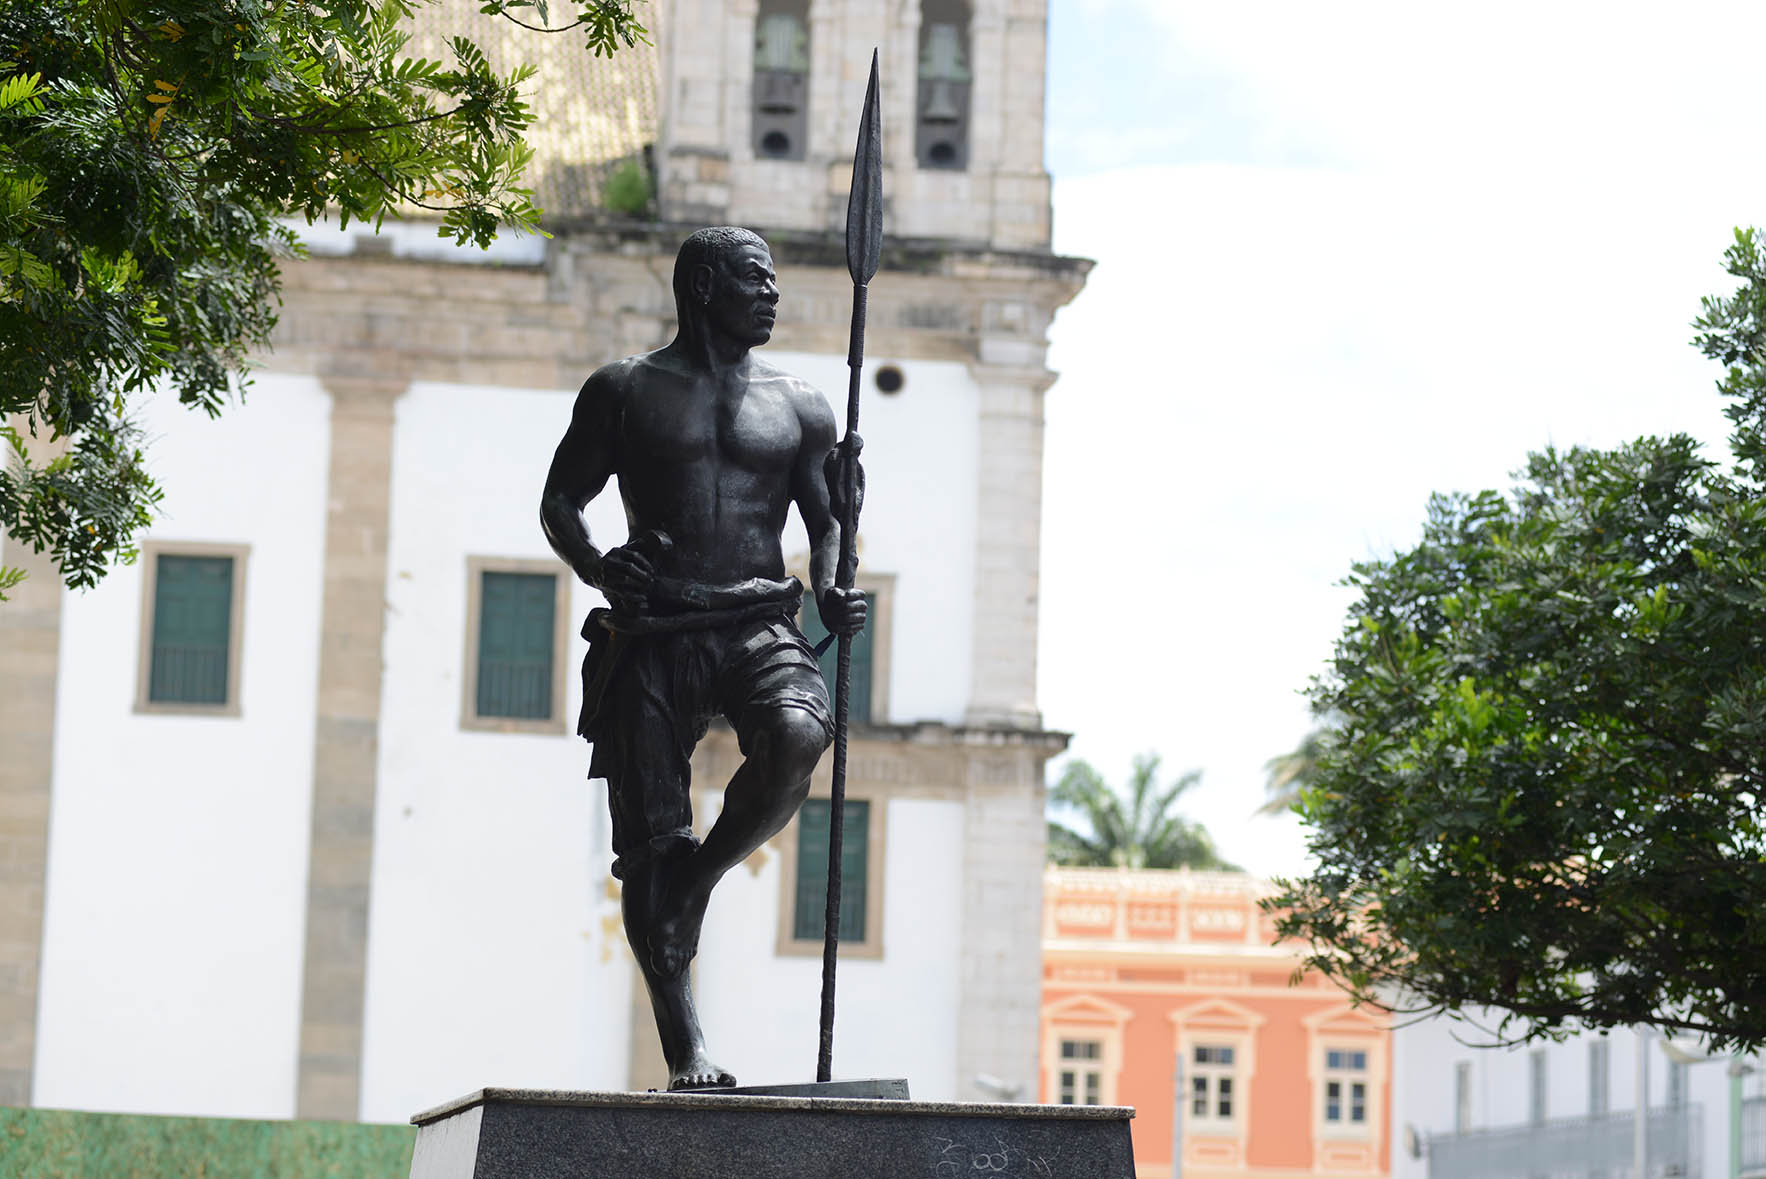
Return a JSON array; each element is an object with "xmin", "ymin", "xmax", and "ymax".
[
  {"xmin": 1059, "ymin": 1039, "xmax": 1103, "ymax": 1105},
  {"xmin": 1323, "ymin": 1048, "xmax": 1369, "ymax": 1126},
  {"xmin": 1191, "ymin": 1044, "xmax": 1238, "ymax": 1124}
]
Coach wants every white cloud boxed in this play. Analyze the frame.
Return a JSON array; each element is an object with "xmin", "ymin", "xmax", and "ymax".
[
  {"xmin": 1037, "ymin": 3, "xmax": 1761, "ymax": 873},
  {"xmin": 1125, "ymin": 2, "xmax": 1761, "ymax": 182}
]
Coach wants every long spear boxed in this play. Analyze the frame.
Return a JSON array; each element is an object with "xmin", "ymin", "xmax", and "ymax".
[{"xmin": 817, "ymin": 48, "xmax": 883, "ymax": 1085}]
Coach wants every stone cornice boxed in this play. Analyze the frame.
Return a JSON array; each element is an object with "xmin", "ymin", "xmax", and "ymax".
[
  {"xmin": 266, "ymin": 224, "xmax": 1087, "ymax": 381},
  {"xmin": 852, "ymin": 719, "xmax": 1072, "ymax": 756},
  {"xmin": 549, "ymin": 218, "xmax": 1094, "ymax": 289}
]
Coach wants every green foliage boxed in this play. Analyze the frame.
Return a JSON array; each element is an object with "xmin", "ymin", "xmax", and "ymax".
[
  {"xmin": 483, "ymin": 0, "xmax": 649, "ymax": 57},
  {"xmin": 1267, "ymin": 228, "xmax": 1766, "ymax": 1051},
  {"xmin": 0, "ymin": 0, "xmax": 647, "ymax": 597},
  {"xmin": 601, "ymin": 156, "xmax": 650, "ymax": 217},
  {"xmin": 1048, "ymin": 753, "xmax": 1238, "ymax": 871}
]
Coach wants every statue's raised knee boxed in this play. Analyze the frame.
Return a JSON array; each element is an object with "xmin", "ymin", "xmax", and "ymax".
[{"xmin": 761, "ymin": 709, "xmax": 831, "ymax": 786}]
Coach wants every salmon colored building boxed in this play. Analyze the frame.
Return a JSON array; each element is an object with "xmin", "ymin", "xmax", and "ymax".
[{"xmin": 1041, "ymin": 867, "xmax": 1392, "ymax": 1179}]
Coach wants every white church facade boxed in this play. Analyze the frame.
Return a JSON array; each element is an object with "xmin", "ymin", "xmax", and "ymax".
[{"xmin": 0, "ymin": 0, "xmax": 1090, "ymax": 1123}]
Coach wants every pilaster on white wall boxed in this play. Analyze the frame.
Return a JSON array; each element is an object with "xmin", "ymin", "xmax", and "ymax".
[
  {"xmin": 33, "ymin": 374, "xmax": 331, "ymax": 1118},
  {"xmin": 956, "ymin": 755, "xmax": 1047, "ymax": 1101},
  {"xmin": 996, "ymin": 8, "xmax": 1050, "ymax": 178},
  {"xmin": 965, "ymin": 365, "xmax": 1051, "ymax": 729},
  {"xmin": 656, "ymin": 0, "xmax": 737, "ymax": 219},
  {"xmin": 882, "ymin": 2, "xmax": 922, "ymax": 185},
  {"xmin": 357, "ymin": 379, "xmax": 634, "ymax": 1122}
]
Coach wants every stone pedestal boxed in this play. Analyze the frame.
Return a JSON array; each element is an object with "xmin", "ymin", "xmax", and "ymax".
[{"xmin": 409, "ymin": 1087, "xmax": 1135, "ymax": 1178}]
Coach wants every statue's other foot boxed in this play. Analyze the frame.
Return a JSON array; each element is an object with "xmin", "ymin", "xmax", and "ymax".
[
  {"xmin": 668, "ymin": 1053, "xmax": 736, "ymax": 1091},
  {"xmin": 649, "ymin": 882, "xmax": 712, "ymax": 979}
]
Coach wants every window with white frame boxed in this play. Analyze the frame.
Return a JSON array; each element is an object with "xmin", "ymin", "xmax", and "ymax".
[
  {"xmin": 1323, "ymin": 1048, "xmax": 1370, "ymax": 1128},
  {"xmin": 1454, "ymin": 1060, "xmax": 1472, "ymax": 1133},
  {"xmin": 1058, "ymin": 1039, "xmax": 1103, "ymax": 1106},
  {"xmin": 1190, "ymin": 1043, "xmax": 1238, "ymax": 1126},
  {"xmin": 136, "ymin": 542, "xmax": 249, "ymax": 715},
  {"xmin": 461, "ymin": 558, "xmax": 571, "ymax": 733},
  {"xmin": 776, "ymin": 788, "xmax": 886, "ymax": 960}
]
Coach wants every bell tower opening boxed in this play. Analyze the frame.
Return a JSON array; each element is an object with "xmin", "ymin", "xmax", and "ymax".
[
  {"xmin": 753, "ymin": 0, "xmax": 812, "ymax": 161},
  {"xmin": 915, "ymin": 0, "xmax": 972, "ymax": 170}
]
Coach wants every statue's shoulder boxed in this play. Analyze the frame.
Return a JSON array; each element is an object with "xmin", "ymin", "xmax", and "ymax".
[
  {"xmin": 579, "ymin": 350, "xmax": 682, "ymax": 406},
  {"xmin": 580, "ymin": 353, "xmax": 643, "ymax": 397},
  {"xmin": 751, "ymin": 355, "xmax": 827, "ymax": 411},
  {"xmin": 766, "ymin": 365, "xmax": 837, "ymax": 444}
]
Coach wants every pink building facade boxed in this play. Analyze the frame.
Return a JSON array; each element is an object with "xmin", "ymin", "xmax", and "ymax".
[{"xmin": 1041, "ymin": 867, "xmax": 1393, "ymax": 1179}]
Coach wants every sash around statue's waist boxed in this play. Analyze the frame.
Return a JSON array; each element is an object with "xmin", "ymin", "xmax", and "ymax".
[{"xmin": 584, "ymin": 576, "xmax": 805, "ymax": 638}]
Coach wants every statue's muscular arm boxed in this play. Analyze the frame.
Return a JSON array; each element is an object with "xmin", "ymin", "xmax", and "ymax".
[
  {"xmin": 789, "ymin": 381, "xmax": 866, "ymax": 636},
  {"xmin": 540, "ymin": 364, "xmax": 652, "ymax": 597}
]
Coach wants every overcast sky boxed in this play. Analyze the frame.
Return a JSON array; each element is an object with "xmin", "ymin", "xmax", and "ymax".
[{"xmin": 1035, "ymin": 1, "xmax": 1755, "ymax": 877}]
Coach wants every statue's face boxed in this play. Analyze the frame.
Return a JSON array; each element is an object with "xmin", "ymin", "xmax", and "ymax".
[{"xmin": 702, "ymin": 243, "xmax": 780, "ymax": 348}]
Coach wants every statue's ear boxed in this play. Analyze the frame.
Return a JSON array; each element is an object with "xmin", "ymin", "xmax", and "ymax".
[{"xmin": 690, "ymin": 262, "xmax": 716, "ymax": 305}]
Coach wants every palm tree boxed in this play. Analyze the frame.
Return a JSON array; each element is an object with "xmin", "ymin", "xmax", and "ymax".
[
  {"xmin": 1257, "ymin": 720, "xmax": 1336, "ymax": 816},
  {"xmin": 1258, "ymin": 728, "xmax": 1324, "ymax": 815},
  {"xmin": 1047, "ymin": 753, "xmax": 1237, "ymax": 871}
]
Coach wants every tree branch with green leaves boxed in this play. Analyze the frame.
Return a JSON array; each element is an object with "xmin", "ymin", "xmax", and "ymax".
[
  {"xmin": 1266, "ymin": 227, "xmax": 1766, "ymax": 1051},
  {"xmin": 0, "ymin": 0, "xmax": 648, "ymax": 596}
]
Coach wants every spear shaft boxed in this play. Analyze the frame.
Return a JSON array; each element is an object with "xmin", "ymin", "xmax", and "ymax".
[{"xmin": 817, "ymin": 48, "xmax": 883, "ymax": 1085}]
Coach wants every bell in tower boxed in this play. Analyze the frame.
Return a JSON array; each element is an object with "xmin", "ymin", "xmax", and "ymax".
[
  {"xmin": 915, "ymin": 9, "xmax": 972, "ymax": 170},
  {"xmin": 753, "ymin": 3, "xmax": 810, "ymax": 160}
]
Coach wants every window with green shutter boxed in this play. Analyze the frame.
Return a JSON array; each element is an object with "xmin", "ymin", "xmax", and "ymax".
[
  {"xmin": 475, "ymin": 571, "xmax": 557, "ymax": 720},
  {"xmin": 798, "ymin": 592, "xmax": 874, "ymax": 724},
  {"xmin": 792, "ymin": 798, "xmax": 869, "ymax": 942},
  {"xmin": 149, "ymin": 554, "xmax": 236, "ymax": 705}
]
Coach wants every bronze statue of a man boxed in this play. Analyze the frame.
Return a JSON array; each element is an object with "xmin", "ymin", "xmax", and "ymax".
[{"xmin": 541, "ymin": 227, "xmax": 866, "ymax": 1091}]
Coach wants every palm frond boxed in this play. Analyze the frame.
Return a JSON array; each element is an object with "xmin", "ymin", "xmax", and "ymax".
[{"xmin": 1046, "ymin": 754, "xmax": 1237, "ymax": 871}]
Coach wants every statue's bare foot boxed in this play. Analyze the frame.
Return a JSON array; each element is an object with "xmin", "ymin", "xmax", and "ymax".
[
  {"xmin": 668, "ymin": 1053, "xmax": 736, "ymax": 1091},
  {"xmin": 649, "ymin": 881, "xmax": 712, "ymax": 979}
]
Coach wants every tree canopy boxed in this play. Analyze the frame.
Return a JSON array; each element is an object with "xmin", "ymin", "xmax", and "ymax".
[
  {"xmin": 0, "ymin": 0, "xmax": 646, "ymax": 596},
  {"xmin": 1048, "ymin": 753, "xmax": 1237, "ymax": 872},
  {"xmin": 1268, "ymin": 228, "xmax": 1766, "ymax": 1051}
]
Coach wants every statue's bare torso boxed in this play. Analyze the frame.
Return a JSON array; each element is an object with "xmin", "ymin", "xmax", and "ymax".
[{"xmin": 589, "ymin": 351, "xmax": 831, "ymax": 586}]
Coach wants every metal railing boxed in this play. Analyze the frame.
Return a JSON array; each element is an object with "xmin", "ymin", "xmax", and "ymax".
[
  {"xmin": 1430, "ymin": 1106, "xmax": 1702, "ymax": 1179},
  {"xmin": 149, "ymin": 643, "xmax": 228, "ymax": 705},
  {"xmin": 1741, "ymin": 1096, "xmax": 1766, "ymax": 1177},
  {"xmin": 475, "ymin": 660, "xmax": 551, "ymax": 720}
]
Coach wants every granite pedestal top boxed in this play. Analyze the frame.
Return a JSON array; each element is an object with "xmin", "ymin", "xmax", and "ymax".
[{"xmin": 409, "ymin": 1086, "xmax": 1136, "ymax": 1178}]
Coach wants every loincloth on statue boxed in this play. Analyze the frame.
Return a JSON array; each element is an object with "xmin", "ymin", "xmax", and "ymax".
[{"xmin": 579, "ymin": 576, "xmax": 834, "ymax": 880}]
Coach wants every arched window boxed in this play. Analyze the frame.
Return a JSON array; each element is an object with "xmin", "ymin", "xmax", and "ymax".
[
  {"xmin": 752, "ymin": 0, "xmax": 810, "ymax": 160},
  {"xmin": 915, "ymin": 0, "xmax": 971, "ymax": 169}
]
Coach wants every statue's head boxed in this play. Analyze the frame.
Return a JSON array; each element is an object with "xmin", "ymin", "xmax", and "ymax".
[{"xmin": 673, "ymin": 227, "xmax": 779, "ymax": 349}]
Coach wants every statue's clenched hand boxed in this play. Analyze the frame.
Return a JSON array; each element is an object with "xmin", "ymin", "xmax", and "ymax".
[
  {"xmin": 817, "ymin": 586, "xmax": 868, "ymax": 637},
  {"xmin": 599, "ymin": 544, "xmax": 657, "ymax": 599},
  {"xmin": 824, "ymin": 434, "xmax": 865, "ymax": 525}
]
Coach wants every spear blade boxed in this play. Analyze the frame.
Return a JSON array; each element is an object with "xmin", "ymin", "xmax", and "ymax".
[{"xmin": 846, "ymin": 50, "xmax": 883, "ymax": 289}]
